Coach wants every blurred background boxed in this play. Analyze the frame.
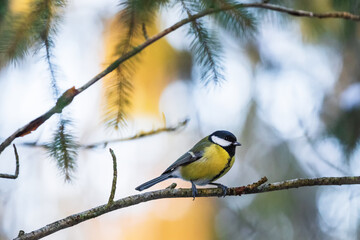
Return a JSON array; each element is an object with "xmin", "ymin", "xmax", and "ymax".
[{"xmin": 1, "ymin": 0, "xmax": 360, "ymax": 239}]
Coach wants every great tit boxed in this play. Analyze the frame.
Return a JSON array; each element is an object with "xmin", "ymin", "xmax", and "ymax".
[{"xmin": 135, "ymin": 130, "xmax": 241, "ymax": 199}]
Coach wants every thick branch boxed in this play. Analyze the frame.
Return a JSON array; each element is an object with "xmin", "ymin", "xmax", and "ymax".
[{"xmin": 14, "ymin": 175, "xmax": 360, "ymax": 240}]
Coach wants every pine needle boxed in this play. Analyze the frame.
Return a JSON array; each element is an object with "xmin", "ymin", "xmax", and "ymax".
[
  {"xmin": 205, "ymin": 0, "xmax": 257, "ymax": 39},
  {"xmin": 103, "ymin": 0, "xmax": 169, "ymax": 130},
  {"xmin": 39, "ymin": 0, "xmax": 66, "ymax": 98},
  {"xmin": 181, "ymin": 0, "xmax": 224, "ymax": 84},
  {"xmin": 104, "ymin": 69, "xmax": 133, "ymax": 130},
  {"xmin": 46, "ymin": 119, "xmax": 78, "ymax": 182},
  {"xmin": 0, "ymin": 0, "xmax": 66, "ymax": 97}
]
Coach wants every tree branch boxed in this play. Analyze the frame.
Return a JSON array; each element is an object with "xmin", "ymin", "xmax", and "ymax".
[
  {"xmin": 0, "ymin": 144, "xmax": 19, "ymax": 179},
  {"xmin": 1, "ymin": 1, "xmax": 359, "ymax": 160},
  {"xmin": 20, "ymin": 119, "xmax": 188, "ymax": 149},
  {"xmin": 107, "ymin": 148, "xmax": 117, "ymax": 206},
  {"xmin": 82, "ymin": 119, "xmax": 188, "ymax": 149},
  {"xmin": 0, "ymin": 87, "xmax": 78, "ymax": 155},
  {"xmin": 14, "ymin": 175, "xmax": 360, "ymax": 240},
  {"xmin": 248, "ymin": 2, "xmax": 360, "ymax": 20}
]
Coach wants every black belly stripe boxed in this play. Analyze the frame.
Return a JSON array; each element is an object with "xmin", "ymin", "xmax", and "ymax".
[{"xmin": 210, "ymin": 157, "xmax": 232, "ymax": 182}]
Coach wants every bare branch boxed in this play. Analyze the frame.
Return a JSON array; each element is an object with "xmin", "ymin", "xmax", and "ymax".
[
  {"xmin": 14, "ymin": 175, "xmax": 360, "ymax": 240},
  {"xmin": 107, "ymin": 148, "xmax": 117, "ymax": 206},
  {"xmin": 1, "ymin": 1, "xmax": 359, "ymax": 160},
  {"xmin": 248, "ymin": 3, "xmax": 360, "ymax": 21},
  {"xmin": 0, "ymin": 144, "xmax": 19, "ymax": 179},
  {"xmin": 83, "ymin": 119, "xmax": 188, "ymax": 149},
  {"xmin": 21, "ymin": 119, "xmax": 188, "ymax": 149}
]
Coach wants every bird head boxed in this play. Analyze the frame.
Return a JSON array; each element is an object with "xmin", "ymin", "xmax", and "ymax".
[{"xmin": 209, "ymin": 130, "xmax": 241, "ymax": 148}]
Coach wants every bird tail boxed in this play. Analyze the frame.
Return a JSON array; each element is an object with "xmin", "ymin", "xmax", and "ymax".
[{"xmin": 135, "ymin": 173, "xmax": 172, "ymax": 191}]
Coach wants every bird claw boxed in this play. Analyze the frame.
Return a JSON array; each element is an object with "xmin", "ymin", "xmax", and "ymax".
[
  {"xmin": 210, "ymin": 183, "xmax": 228, "ymax": 197},
  {"xmin": 218, "ymin": 185, "xmax": 227, "ymax": 197}
]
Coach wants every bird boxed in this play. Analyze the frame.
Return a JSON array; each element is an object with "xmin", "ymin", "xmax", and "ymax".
[{"xmin": 135, "ymin": 130, "xmax": 241, "ymax": 199}]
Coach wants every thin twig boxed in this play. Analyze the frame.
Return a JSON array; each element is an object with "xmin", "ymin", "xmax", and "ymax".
[
  {"xmin": 83, "ymin": 119, "xmax": 188, "ymax": 149},
  {"xmin": 248, "ymin": 3, "xmax": 360, "ymax": 21},
  {"xmin": 14, "ymin": 175, "xmax": 360, "ymax": 240},
  {"xmin": 20, "ymin": 119, "xmax": 188, "ymax": 149},
  {"xmin": 107, "ymin": 148, "xmax": 117, "ymax": 206},
  {"xmin": 0, "ymin": 144, "xmax": 19, "ymax": 179},
  {"xmin": 1, "ymin": 2, "xmax": 359, "ymax": 157}
]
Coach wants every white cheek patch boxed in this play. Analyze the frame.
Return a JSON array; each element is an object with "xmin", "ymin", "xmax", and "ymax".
[{"xmin": 211, "ymin": 135, "xmax": 232, "ymax": 147}]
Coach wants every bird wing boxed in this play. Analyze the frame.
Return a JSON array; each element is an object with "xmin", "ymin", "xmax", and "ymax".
[{"xmin": 163, "ymin": 137, "xmax": 211, "ymax": 174}]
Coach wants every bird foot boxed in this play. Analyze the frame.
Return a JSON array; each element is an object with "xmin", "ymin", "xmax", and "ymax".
[{"xmin": 210, "ymin": 183, "xmax": 228, "ymax": 197}]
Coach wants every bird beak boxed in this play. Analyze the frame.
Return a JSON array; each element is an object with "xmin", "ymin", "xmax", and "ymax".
[{"xmin": 233, "ymin": 141, "xmax": 241, "ymax": 146}]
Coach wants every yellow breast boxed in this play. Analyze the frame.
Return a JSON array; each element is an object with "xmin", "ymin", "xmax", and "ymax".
[{"xmin": 179, "ymin": 144, "xmax": 235, "ymax": 185}]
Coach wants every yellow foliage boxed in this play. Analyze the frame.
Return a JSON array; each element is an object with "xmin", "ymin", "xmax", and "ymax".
[
  {"xmin": 9, "ymin": 0, "xmax": 33, "ymax": 13},
  {"xmin": 102, "ymin": 17, "xmax": 179, "ymax": 118}
]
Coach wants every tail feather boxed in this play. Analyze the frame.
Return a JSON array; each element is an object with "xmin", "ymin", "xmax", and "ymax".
[{"xmin": 135, "ymin": 173, "xmax": 172, "ymax": 191}]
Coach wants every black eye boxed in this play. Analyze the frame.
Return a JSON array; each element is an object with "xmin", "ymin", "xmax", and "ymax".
[{"xmin": 225, "ymin": 136, "xmax": 230, "ymax": 141}]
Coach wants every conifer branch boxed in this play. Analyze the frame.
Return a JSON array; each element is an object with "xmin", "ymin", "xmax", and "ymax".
[
  {"xmin": 46, "ymin": 119, "xmax": 78, "ymax": 181},
  {"xmin": 44, "ymin": 37, "xmax": 59, "ymax": 97},
  {"xmin": 1, "ymin": 1, "xmax": 359, "ymax": 159},
  {"xmin": 0, "ymin": 12, "xmax": 36, "ymax": 65},
  {"xmin": 104, "ymin": 69, "xmax": 133, "ymax": 129},
  {"xmin": 41, "ymin": 0, "xmax": 60, "ymax": 97},
  {"xmin": 181, "ymin": 0, "xmax": 223, "ymax": 84},
  {"xmin": 76, "ymin": 2, "xmax": 360, "ymax": 94},
  {"xmin": 105, "ymin": 0, "xmax": 170, "ymax": 128},
  {"xmin": 206, "ymin": 0, "xmax": 256, "ymax": 38},
  {"xmin": 13, "ymin": 175, "xmax": 360, "ymax": 240},
  {"xmin": 0, "ymin": 0, "xmax": 67, "ymax": 70},
  {"xmin": 104, "ymin": 0, "xmax": 157, "ymax": 129}
]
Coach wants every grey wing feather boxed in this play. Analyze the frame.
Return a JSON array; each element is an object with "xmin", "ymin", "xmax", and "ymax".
[
  {"xmin": 163, "ymin": 151, "xmax": 203, "ymax": 174},
  {"xmin": 162, "ymin": 139, "xmax": 211, "ymax": 174}
]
